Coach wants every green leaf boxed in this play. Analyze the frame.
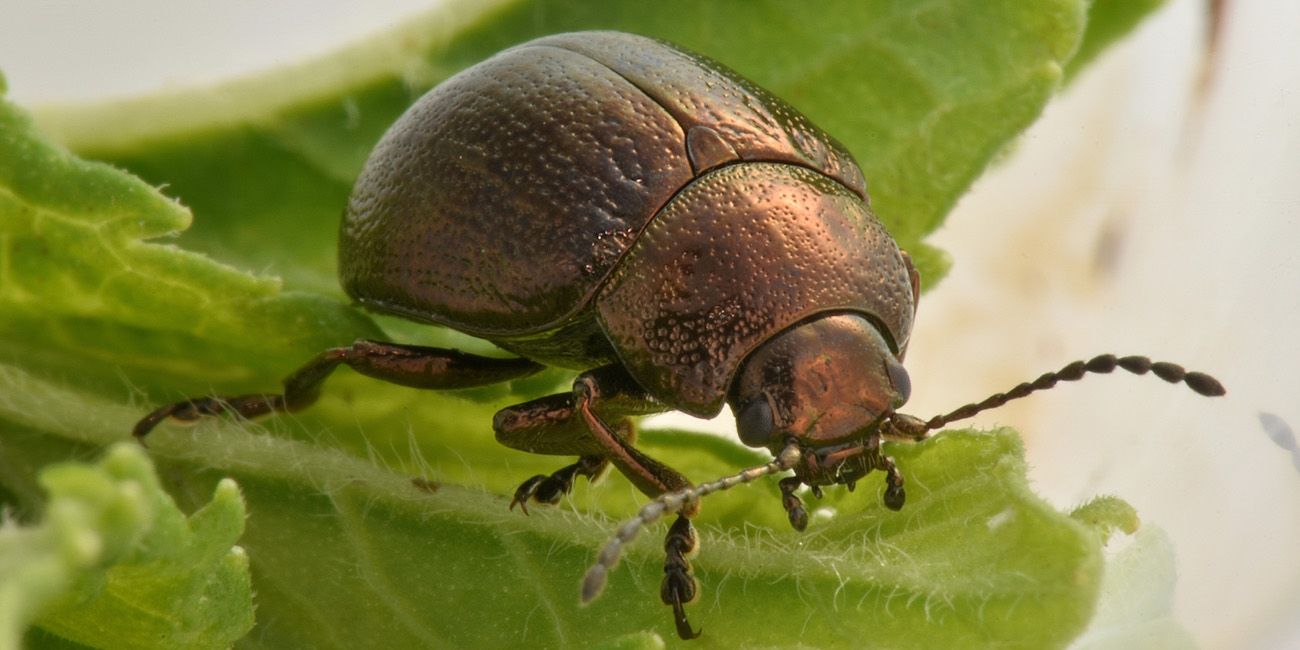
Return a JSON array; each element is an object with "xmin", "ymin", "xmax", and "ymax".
[
  {"xmin": 0, "ymin": 73, "xmax": 382, "ymax": 403},
  {"xmin": 2, "ymin": 1, "xmax": 1171, "ymax": 648},
  {"xmin": 1067, "ymin": 526, "xmax": 1197, "ymax": 650},
  {"xmin": 2, "ymin": 363, "xmax": 1130, "ymax": 649},
  {"xmin": 1068, "ymin": 495, "xmax": 1141, "ymax": 545},
  {"xmin": 0, "ymin": 443, "xmax": 251, "ymax": 650},
  {"xmin": 1066, "ymin": 0, "xmax": 1169, "ymax": 82}
]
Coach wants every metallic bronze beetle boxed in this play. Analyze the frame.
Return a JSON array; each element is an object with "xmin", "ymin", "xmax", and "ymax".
[{"xmin": 134, "ymin": 31, "xmax": 1225, "ymax": 640}]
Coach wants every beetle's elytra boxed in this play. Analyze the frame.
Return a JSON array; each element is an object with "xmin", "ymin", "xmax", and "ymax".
[{"xmin": 133, "ymin": 31, "xmax": 1225, "ymax": 640}]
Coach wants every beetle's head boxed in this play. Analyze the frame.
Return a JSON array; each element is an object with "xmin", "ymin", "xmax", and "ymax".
[
  {"xmin": 588, "ymin": 322, "xmax": 1227, "ymax": 608},
  {"xmin": 726, "ymin": 312, "xmax": 910, "ymax": 489}
]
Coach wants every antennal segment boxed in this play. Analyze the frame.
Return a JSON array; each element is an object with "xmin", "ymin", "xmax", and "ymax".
[
  {"xmin": 893, "ymin": 354, "xmax": 1226, "ymax": 436},
  {"xmin": 581, "ymin": 443, "xmax": 802, "ymax": 604}
]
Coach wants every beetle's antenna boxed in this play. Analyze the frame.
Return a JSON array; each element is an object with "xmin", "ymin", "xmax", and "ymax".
[
  {"xmin": 888, "ymin": 354, "xmax": 1226, "ymax": 438},
  {"xmin": 581, "ymin": 443, "xmax": 802, "ymax": 604}
]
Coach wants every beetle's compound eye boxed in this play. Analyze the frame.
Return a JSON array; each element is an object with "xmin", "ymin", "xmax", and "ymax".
[
  {"xmin": 736, "ymin": 398, "xmax": 776, "ymax": 448},
  {"xmin": 886, "ymin": 358, "xmax": 911, "ymax": 406}
]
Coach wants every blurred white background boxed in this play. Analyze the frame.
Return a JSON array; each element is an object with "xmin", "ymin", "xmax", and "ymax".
[{"xmin": 1, "ymin": 1, "xmax": 1296, "ymax": 648}]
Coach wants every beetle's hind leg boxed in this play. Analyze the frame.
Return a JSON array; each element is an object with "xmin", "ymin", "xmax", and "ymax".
[
  {"xmin": 662, "ymin": 515, "xmax": 702, "ymax": 639},
  {"xmin": 133, "ymin": 393, "xmax": 286, "ymax": 439},
  {"xmin": 133, "ymin": 339, "xmax": 544, "ymax": 441}
]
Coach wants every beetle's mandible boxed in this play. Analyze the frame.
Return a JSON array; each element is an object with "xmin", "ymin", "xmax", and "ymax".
[{"xmin": 133, "ymin": 31, "xmax": 1226, "ymax": 640}]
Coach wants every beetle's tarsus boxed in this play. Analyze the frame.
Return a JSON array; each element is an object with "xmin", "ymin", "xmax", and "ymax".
[
  {"xmin": 508, "ymin": 477, "xmax": 542, "ymax": 514},
  {"xmin": 132, "ymin": 393, "xmax": 286, "ymax": 442},
  {"xmin": 779, "ymin": 476, "xmax": 808, "ymax": 531},
  {"xmin": 883, "ymin": 485, "xmax": 906, "ymax": 511},
  {"xmin": 878, "ymin": 454, "xmax": 906, "ymax": 511},
  {"xmin": 662, "ymin": 516, "xmax": 701, "ymax": 640},
  {"xmin": 509, "ymin": 455, "xmax": 607, "ymax": 512},
  {"xmin": 509, "ymin": 473, "xmax": 565, "ymax": 511},
  {"xmin": 668, "ymin": 586, "xmax": 702, "ymax": 640}
]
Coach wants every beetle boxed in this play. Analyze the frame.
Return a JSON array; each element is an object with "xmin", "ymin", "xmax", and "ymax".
[{"xmin": 133, "ymin": 31, "xmax": 1226, "ymax": 640}]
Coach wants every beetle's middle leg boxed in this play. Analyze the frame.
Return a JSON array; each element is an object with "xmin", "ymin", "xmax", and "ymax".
[{"xmin": 492, "ymin": 364, "xmax": 688, "ymax": 506}]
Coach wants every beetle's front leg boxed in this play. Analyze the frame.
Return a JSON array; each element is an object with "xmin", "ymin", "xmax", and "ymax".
[
  {"xmin": 778, "ymin": 476, "xmax": 809, "ymax": 531},
  {"xmin": 662, "ymin": 515, "xmax": 701, "ymax": 639},
  {"xmin": 875, "ymin": 453, "xmax": 906, "ymax": 511},
  {"xmin": 572, "ymin": 369, "xmax": 707, "ymax": 640}
]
